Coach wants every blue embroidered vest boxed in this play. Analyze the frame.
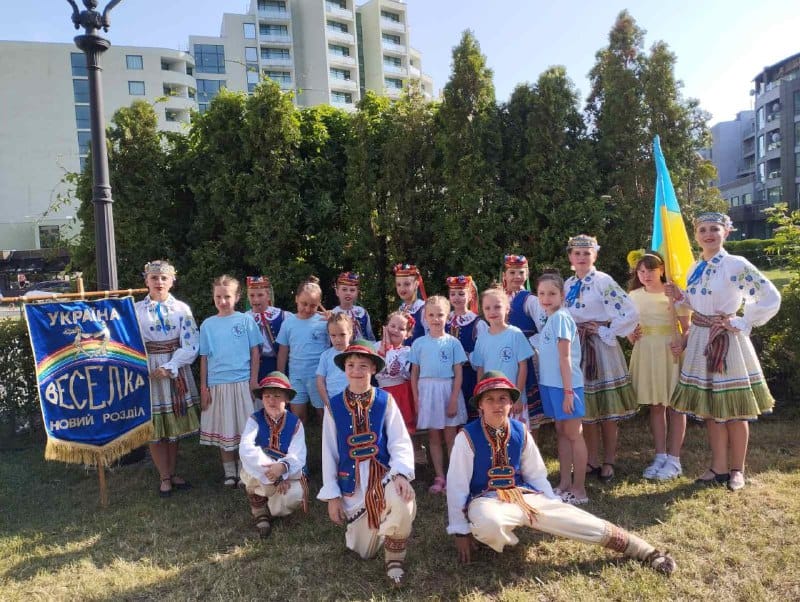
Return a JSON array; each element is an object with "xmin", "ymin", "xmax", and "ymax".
[
  {"xmin": 447, "ymin": 314, "xmax": 480, "ymax": 410},
  {"xmin": 509, "ymin": 291, "xmax": 537, "ymax": 337},
  {"xmin": 329, "ymin": 387, "xmax": 391, "ymax": 496},
  {"xmin": 252, "ymin": 409, "xmax": 300, "ymax": 463},
  {"xmin": 463, "ymin": 418, "xmax": 530, "ymax": 498}
]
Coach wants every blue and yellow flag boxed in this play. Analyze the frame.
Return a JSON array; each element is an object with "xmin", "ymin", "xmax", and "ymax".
[{"xmin": 651, "ymin": 135, "xmax": 694, "ymax": 288}]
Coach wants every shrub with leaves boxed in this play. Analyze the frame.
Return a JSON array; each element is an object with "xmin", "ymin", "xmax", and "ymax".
[{"xmin": 0, "ymin": 318, "xmax": 39, "ymax": 436}]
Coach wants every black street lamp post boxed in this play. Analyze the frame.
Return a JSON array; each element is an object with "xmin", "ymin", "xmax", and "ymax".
[{"xmin": 67, "ymin": 0, "xmax": 123, "ymax": 290}]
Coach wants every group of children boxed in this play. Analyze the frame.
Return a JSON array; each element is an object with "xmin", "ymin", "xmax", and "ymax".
[{"xmin": 137, "ymin": 212, "xmax": 781, "ymax": 586}]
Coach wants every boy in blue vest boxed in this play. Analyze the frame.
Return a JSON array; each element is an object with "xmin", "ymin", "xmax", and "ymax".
[
  {"xmin": 446, "ymin": 371, "xmax": 676, "ymax": 574},
  {"xmin": 318, "ymin": 341, "xmax": 416, "ymax": 588},
  {"xmin": 239, "ymin": 372, "xmax": 308, "ymax": 539}
]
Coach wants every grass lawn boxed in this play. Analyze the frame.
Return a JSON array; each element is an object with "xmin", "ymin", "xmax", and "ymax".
[
  {"xmin": 1, "ymin": 412, "xmax": 799, "ymax": 602},
  {"xmin": 762, "ymin": 268, "xmax": 793, "ymax": 290}
]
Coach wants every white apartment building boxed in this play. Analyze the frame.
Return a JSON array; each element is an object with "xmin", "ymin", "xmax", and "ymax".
[{"xmin": 0, "ymin": 0, "xmax": 433, "ymax": 257}]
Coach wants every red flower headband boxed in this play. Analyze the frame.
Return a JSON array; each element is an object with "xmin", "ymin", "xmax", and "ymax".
[
  {"xmin": 446, "ymin": 274, "xmax": 479, "ymax": 314},
  {"xmin": 336, "ymin": 271, "xmax": 361, "ymax": 287}
]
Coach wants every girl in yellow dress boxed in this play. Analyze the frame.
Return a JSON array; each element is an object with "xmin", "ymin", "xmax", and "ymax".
[{"xmin": 627, "ymin": 251, "xmax": 690, "ymax": 480}]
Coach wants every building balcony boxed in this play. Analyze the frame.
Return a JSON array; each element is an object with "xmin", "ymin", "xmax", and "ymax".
[
  {"xmin": 381, "ymin": 19, "xmax": 406, "ymax": 33},
  {"xmin": 330, "ymin": 77, "xmax": 358, "ymax": 91},
  {"xmin": 327, "ymin": 30, "xmax": 355, "ymax": 44},
  {"xmin": 331, "ymin": 100, "xmax": 356, "ymax": 112},
  {"xmin": 258, "ymin": 8, "xmax": 291, "ymax": 21},
  {"xmin": 326, "ymin": 5, "xmax": 354, "ymax": 20},
  {"xmin": 261, "ymin": 33, "xmax": 293, "ymax": 45},
  {"xmin": 386, "ymin": 87, "xmax": 403, "ymax": 99},
  {"xmin": 328, "ymin": 53, "xmax": 356, "ymax": 67},
  {"xmin": 163, "ymin": 95, "xmax": 196, "ymax": 111},
  {"xmin": 382, "ymin": 41, "xmax": 406, "ymax": 55},
  {"xmin": 383, "ymin": 64, "xmax": 407, "ymax": 77},
  {"xmin": 261, "ymin": 56, "xmax": 294, "ymax": 68},
  {"xmin": 742, "ymin": 145, "xmax": 755, "ymax": 158},
  {"xmin": 265, "ymin": 77, "xmax": 294, "ymax": 90},
  {"xmin": 736, "ymin": 162, "xmax": 755, "ymax": 177},
  {"xmin": 160, "ymin": 69, "xmax": 196, "ymax": 88},
  {"xmin": 408, "ymin": 65, "xmax": 421, "ymax": 78},
  {"xmin": 767, "ymin": 170, "xmax": 782, "ymax": 180}
]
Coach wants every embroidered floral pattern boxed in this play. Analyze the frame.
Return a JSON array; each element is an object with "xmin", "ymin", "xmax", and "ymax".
[
  {"xmin": 688, "ymin": 253, "xmax": 723, "ymax": 297},
  {"xmin": 600, "ymin": 282, "xmax": 630, "ymax": 318}
]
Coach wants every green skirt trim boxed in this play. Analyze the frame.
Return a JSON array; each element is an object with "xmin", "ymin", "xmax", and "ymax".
[
  {"xmin": 151, "ymin": 405, "xmax": 201, "ymax": 442},
  {"xmin": 582, "ymin": 383, "xmax": 639, "ymax": 423},
  {"xmin": 671, "ymin": 381, "xmax": 775, "ymax": 422}
]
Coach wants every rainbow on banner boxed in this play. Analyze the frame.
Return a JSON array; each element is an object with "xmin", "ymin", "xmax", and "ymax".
[
  {"xmin": 651, "ymin": 135, "xmax": 695, "ymax": 288},
  {"xmin": 36, "ymin": 341, "xmax": 147, "ymax": 382}
]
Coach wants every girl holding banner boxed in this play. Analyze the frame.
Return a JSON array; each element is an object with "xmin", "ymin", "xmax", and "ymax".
[
  {"xmin": 666, "ymin": 213, "xmax": 781, "ymax": 491},
  {"xmin": 135, "ymin": 260, "xmax": 201, "ymax": 497}
]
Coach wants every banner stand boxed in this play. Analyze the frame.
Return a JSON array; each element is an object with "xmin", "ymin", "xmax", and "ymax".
[{"xmin": 2, "ymin": 278, "xmax": 149, "ymax": 508}]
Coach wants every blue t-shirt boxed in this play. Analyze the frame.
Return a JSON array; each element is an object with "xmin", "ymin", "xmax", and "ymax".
[
  {"xmin": 471, "ymin": 325, "xmax": 534, "ymax": 385},
  {"xmin": 409, "ymin": 334, "xmax": 467, "ymax": 379},
  {"xmin": 199, "ymin": 312, "xmax": 262, "ymax": 385},
  {"xmin": 537, "ymin": 309, "xmax": 584, "ymax": 388},
  {"xmin": 276, "ymin": 313, "xmax": 331, "ymax": 379},
  {"xmin": 316, "ymin": 347, "xmax": 349, "ymax": 398}
]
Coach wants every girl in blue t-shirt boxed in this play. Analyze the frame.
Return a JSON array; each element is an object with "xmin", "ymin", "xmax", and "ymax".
[
  {"xmin": 409, "ymin": 296, "xmax": 468, "ymax": 494},
  {"xmin": 471, "ymin": 286, "xmax": 534, "ymax": 428},
  {"xmin": 315, "ymin": 312, "xmax": 354, "ymax": 410},
  {"xmin": 536, "ymin": 271, "xmax": 588, "ymax": 505},
  {"xmin": 199, "ymin": 275, "xmax": 262, "ymax": 487},
  {"xmin": 276, "ymin": 276, "xmax": 331, "ymax": 424}
]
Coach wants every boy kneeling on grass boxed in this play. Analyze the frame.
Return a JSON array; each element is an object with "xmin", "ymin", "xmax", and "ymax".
[
  {"xmin": 446, "ymin": 371, "xmax": 676, "ymax": 575},
  {"xmin": 318, "ymin": 341, "xmax": 416, "ymax": 588},
  {"xmin": 239, "ymin": 372, "xmax": 308, "ymax": 539}
]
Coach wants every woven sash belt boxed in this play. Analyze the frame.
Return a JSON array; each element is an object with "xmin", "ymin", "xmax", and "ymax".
[
  {"xmin": 690, "ymin": 312, "xmax": 733, "ymax": 374},
  {"xmin": 576, "ymin": 321, "xmax": 610, "ymax": 381},
  {"xmin": 144, "ymin": 338, "xmax": 189, "ymax": 415}
]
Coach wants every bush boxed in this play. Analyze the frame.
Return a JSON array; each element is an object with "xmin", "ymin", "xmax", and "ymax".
[
  {"xmin": 0, "ymin": 318, "xmax": 39, "ymax": 439},
  {"xmin": 725, "ymin": 238, "xmax": 787, "ymax": 269}
]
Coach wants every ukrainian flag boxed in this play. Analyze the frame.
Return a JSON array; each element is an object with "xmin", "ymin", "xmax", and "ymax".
[{"xmin": 650, "ymin": 135, "xmax": 694, "ymax": 288}]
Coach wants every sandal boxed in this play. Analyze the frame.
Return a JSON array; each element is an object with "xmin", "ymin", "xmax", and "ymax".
[
  {"xmin": 561, "ymin": 491, "xmax": 589, "ymax": 505},
  {"xmin": 254, "ymin": 514, "xmax": 272, "ymax": 539},
  {"xmin": 385, "ymin": 560, "xmax": 406, "ymax": 588},
  {"xmin": 694, "ymin": 468, "xmax": 729, "ymax": 485},
  {"xmin": 158, "ymin": 477, "xmax": 172, "ymax": 498},
  {"xmin": 223, "ymin": 476, "xmax": 239, "ymax": 488},
  {"xmin": 598, "ymin": 463, "xmax": 615, "ymax": 483},
  {"xmin": 586, "ymin": 463, "xmax": 601, "ymax": 477},
  {"xmin": 428, "ymin": 476, "xmax": 446, "ymax": 494},
  {"xmin": 170, "ymin": 475, "xmax": 192, "ymax": 491},
  {"xmin": 647, "ymin": 550, "xmax": 676, "ymax": 575}
]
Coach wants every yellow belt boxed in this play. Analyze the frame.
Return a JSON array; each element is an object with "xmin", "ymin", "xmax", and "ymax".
[{"xmin": 641, "ymin": 325, "xmax": 673, "ymax": 336}]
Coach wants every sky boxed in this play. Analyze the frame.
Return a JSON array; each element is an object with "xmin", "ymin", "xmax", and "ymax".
[{"xmin": 4, "ymin": 0, "xmax": 799, "ymax": 125}]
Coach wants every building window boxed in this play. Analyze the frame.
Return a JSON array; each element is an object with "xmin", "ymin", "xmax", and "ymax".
[
  {"xmin": 757, "ymin": 106, "xmax": 765, "ymax": 130},
  {"xmin": 330, "ymin": 67, "xmax": 351, "ymax": 80},
  {"xmin": 188, "ymin": 87, "xmax": 196, "ymax": 99},
  {"xmin": 758, "ymin": 163, "xmax": 765, "ymax": 183},
  {"xmin": 77, "ymin": 131, "xmax": 92, "ymax": 155},
  {"xmin": 259, "ymin": 0, "xmax": 287, "ymax": 11},
  {"xmin": 247, "ymin": 66, "xmax": 260, "ymax": 85},
  {"xmin": 73, "ymin": 79, "xmax": 90, "ymax": 103},
  {"xmin": 128, "ymin": 81, "xmax": 145, "ymax": 95},
  {"xmin": 126, "ymin": 54, "xmax": 143, "ymax": 70},
  {"xmin": 767, "ymin": 186, "xmax": 783, "ymax": 203},
  {"xmin": 264, "ymin": 71, "xmax": 291, "ymax": 85},
  {"xmin": 327, "ymin": 0, "xmax": 346, "ymax": 9},
  {"xmin": 199, "ymin": 103, "xmax": 209, "ymax": 114},
  {"xmin": 730, "ymin": 195, "xmax": 740, "ymax": 207},
  {"xmin": 381, "ymin": 10, "xmax": 400, "ymax": 22},
  {"xmin": 194, "ymin": 44, "xmax": 226, "ymax": 74},
  {"xmin": 742, "ymin": 192, "xmax": 753, "ymax": 205},
  {"xmin": 262, "ymin": 47, "xmax": 290, "ymax": 60},
  {"xmin": 196, "ymin": 79, "xmax": 226, "ymax": 103},
  {"xmin": 385, "ymin": 77, "xmax": 403, "ymax": 89},
  {"xmin": 758, "ymin": 135, "xmax": 765, "ymax": 158},
  {"xmin": 331, "ymin": 91, "xmax": 352, "ymax": 104},
  {"xmin": 261, "ymin": 24, "xmax": 289, "ymax": 36},
  {"xmin": 75, "ymin": 105, "xmax": 90, "ymax": 129},
  {"xmin": 186, "ymin": 65, "xmax": 194, "ymax": 76},
  {"xmin": 327, "ymin": 20, "xmax": 348, "ymax": 33},
  {"xmin": 165, "ymin": 109, "xmax": 180, "ymax": 122},
  {"xmin": 796, "ymin": 152, "xmax": 800, "ymax": 177},
  {"xmin": 245, "ymin": 47, "xmax": 258, "ymax": 62},
  {"xmin": 70, "ymin": 53, "xmax": 87, "ymax": 77},
  {"xmin": 794, "ymin": 90, "xmax": 800, "ymax": 116},
  {"xmin": 382, "ymin": 33, "xmax": 401, "ymax": 44},
  {"xmin": 39, "ymin": 225, "xmax": 60, "ymax": 249},
  {"xmin": 328, "ymin": 44, "xmax": 350, "ymax": 57}
]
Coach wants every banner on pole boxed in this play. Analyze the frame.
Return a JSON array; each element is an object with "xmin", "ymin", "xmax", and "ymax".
[{"xmin": 24, "ymin": 297, "xmax": 152, "ymax": 466}]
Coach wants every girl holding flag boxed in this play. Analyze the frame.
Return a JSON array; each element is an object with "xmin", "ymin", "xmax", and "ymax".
[{"xmin": 666, "ymin": 213, "xmax": 780, "ymax": 491}]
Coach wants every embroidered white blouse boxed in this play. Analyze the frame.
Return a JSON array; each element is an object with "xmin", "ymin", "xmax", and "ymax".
[
  {"xmin": 135, "ymin": 294, "xmax": 199, "ymax": 377},
  {"xmin": 564, "ymin": 269, "xmax": 639, "ymax": 345}
]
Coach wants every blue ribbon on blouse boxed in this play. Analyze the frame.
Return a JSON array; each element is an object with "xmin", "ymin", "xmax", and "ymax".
[
  {"xmin": 154, "ymin": 302, "xmax": 168, "ymax": 332},
  {"xmin": 686, "ymin": 260, "xmax": 708, "ymax": 287},
  {"xmin": 565, "ymin": 279, "xmax": 583, "ymax": 307}
]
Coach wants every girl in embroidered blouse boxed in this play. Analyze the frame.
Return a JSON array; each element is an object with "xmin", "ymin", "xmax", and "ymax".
[
  {"xmin": 666, "ymin": 212, "xmax": 781, "ymax": 491},
  {"xmin": 135, "ymin": 260, "xmax": 200, "ymax": 498},
  {"xmin": 445, "ymin": 275, "xmax": 488, "ymax": 421},
  {"xmin": 563, "ymin": 235, "xmax": 639, "ymax": 483},
  {"xmin": 376, "ymin": 311, "xmax": 416, "ymax": 434},
  {"xmin": 245, "ymin": 276, "xmax": 285, "ymax": 381},
  {"xmin": 394, "ymin": 263, "xmax": 427, "ymax": 344}
]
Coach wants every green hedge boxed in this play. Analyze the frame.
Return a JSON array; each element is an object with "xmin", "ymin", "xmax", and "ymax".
[
  {"xmin": 0, "ymin": 317, "xmax": 39, "ymax": 439},
  {"xmin": 725, "ymin": 238, "xmax": 787, "ymax": 269}
]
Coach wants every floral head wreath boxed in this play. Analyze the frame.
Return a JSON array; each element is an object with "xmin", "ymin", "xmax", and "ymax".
[
  {"xmin": 693, "ymin": 212, "xmax": 735, "ymax": 231},
  {"xmin": 626, "ymin": 249, "xmax": 664, "ymax": 271},
  {"xmin": 501, "ymin": 254, "xmax": 530, "ymax": 292},
  {"xmin": 393, "ymin": 263, "xmax": 427, "ymax": 300},
  {"xmin": 336, "ymin": 271, "xmax": 361, "ymax": 287},
  {"xmin": 446, "ymin": 275, "xmax": 479, "ymax": 314},
  {"xmin": 567, "ymin": 234, "xmax": 600, "ymax": 252},
  {"xmin": 246, "ymin": 275, "xmax": 271, "ymax": 290},
  {"xmin": 143, "ymin": 260, "xmax": 176, "ymax": 278}
]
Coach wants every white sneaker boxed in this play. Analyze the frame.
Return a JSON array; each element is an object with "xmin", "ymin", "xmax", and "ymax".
[
  {"xmin": 643, "ymin": 457, "xmax": 667, "ymax": 479},
  {"xmin": 655, "ymin": 461, "xmax": 682, "ymax": 480}
]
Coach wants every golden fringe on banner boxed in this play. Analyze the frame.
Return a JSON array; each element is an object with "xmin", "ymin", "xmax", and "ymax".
[{"xmin": 44, "ymin": 421, "xmax": 153, "ymax": 467}]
